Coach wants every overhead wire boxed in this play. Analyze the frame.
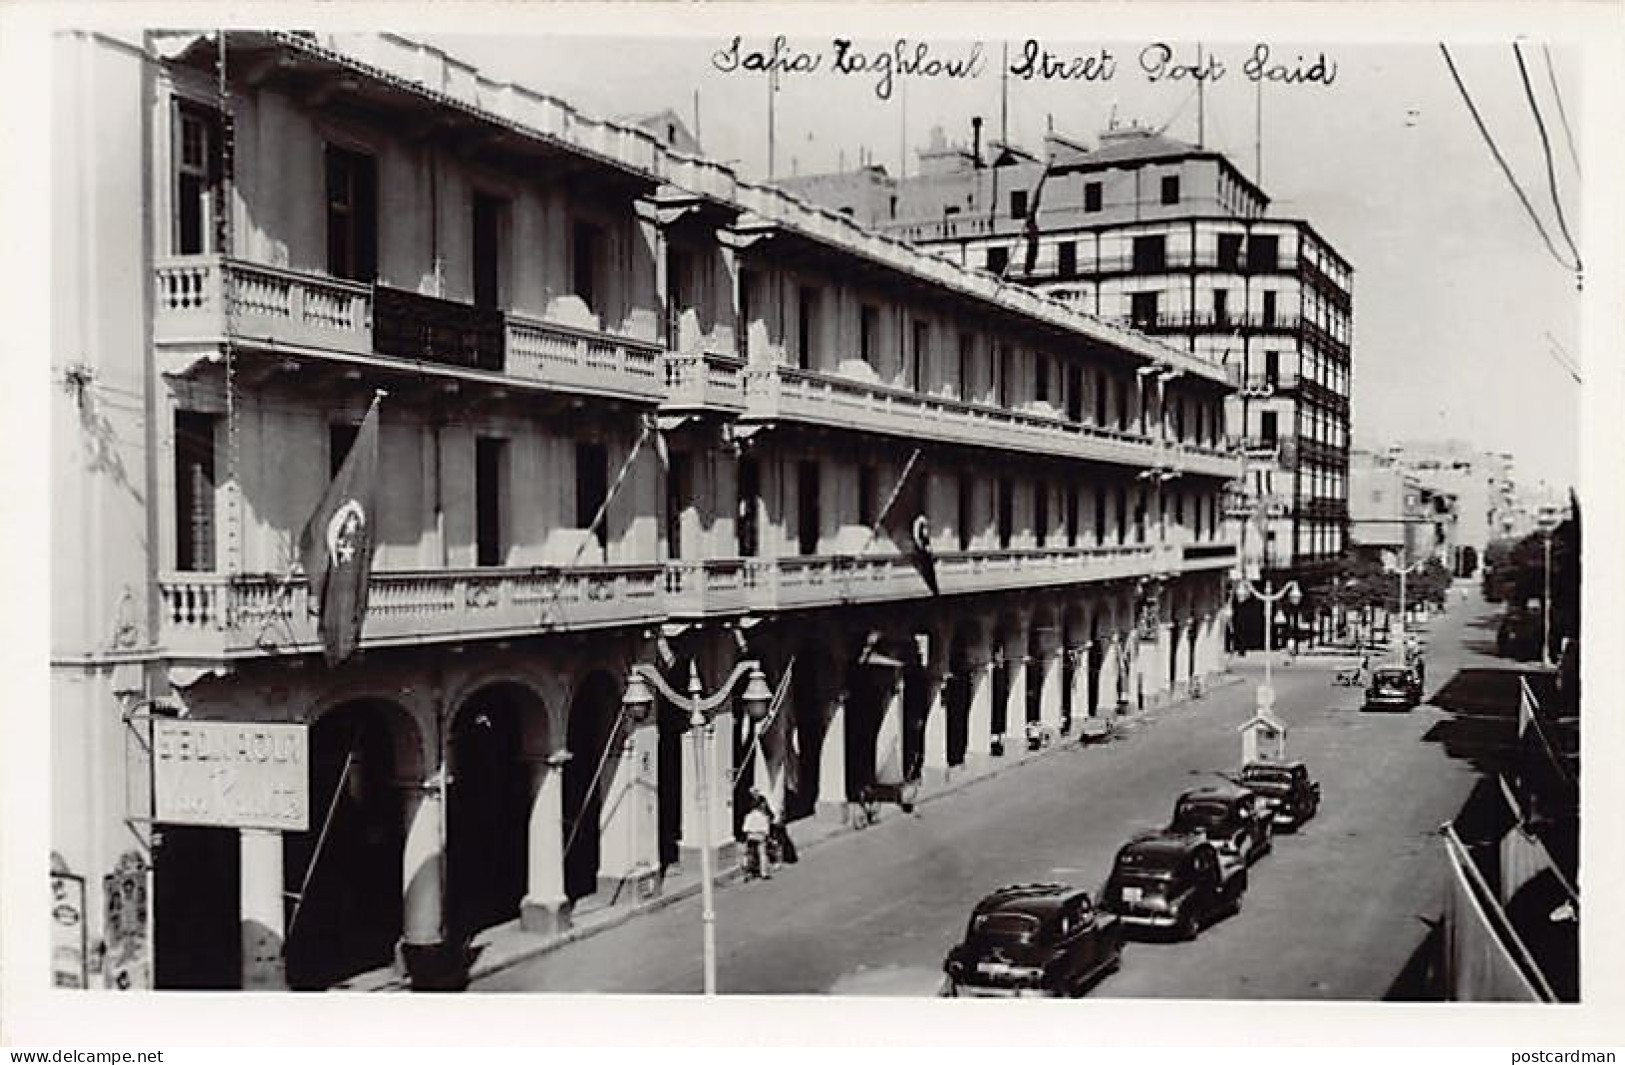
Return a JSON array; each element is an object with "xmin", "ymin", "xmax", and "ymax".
[
  {"xmin": 1512, "ymin": 41, "xmax": 1582, "ymax": 271},
  {"xmin": 1541, "ymin": 44, "xmax": 1581, "ymax": 177},
  {"xmin": 1438, "ymin": 43, "xmax": 1579, "ymax": 274}
]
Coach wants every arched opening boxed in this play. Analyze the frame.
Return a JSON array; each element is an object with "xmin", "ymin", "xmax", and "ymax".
[
  {"xmin": 786, "ymin": 640, "xmax": 837, "ymax": 822},
  {"xmin": 1086, "ymin": 616, "xmax": 1104, "ymax": 717},
  {"xmin": 1025, "ymin": 626, "xmax": 1045, "ymax": 728},
  {"xmin": 990, "ymin": 624, "xmax": 1013, "ymax": 754},
  {"xmin": 945, "ymin": 625, "xmax": 975, "ymax": 766},
  {"xmin": 901, "ymin": 632, "xmax": 932, "ymax": 781},
  {"xmin": 843, "ymin": 650, "xmax": 893, "ymax": 799},
  {"xmin": 656, "ymin": 693, "xmax": 686, "ymax": 870},
  {"xmin": 284, "ymin": 698, "xmax": 416, "ymax": 991},
  {"xmin": 563, "ymin": 672, "xmax": 622, "ymax": 902},
  {"xmin": 1188, "ymin": 621, "xmax": 1200, "ymax": 681},
  {"xmin": 1168, "ymin": 621, "xmax": 1181, "ymax": 690},
  {"xmin": 446, "ymin": 682, "xmax": 546, "ymax": 943}
]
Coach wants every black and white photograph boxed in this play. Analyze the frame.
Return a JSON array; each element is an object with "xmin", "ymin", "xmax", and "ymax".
[{"xmin": 5, "ymin": 0, "xmax": 1623, "ymax": 1051}]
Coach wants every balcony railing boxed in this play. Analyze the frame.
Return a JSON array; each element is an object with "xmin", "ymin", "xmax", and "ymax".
[
  {"xmin": 157, "ymin": 565, "xmax": 665, "ymax": 658},
  {"xmin": 663, "ymin": 558, "xmax": 751, "ymax": 617},
  {"xmin": 154, "ymin": 256, "xmax": 665, "ymax": 404},
  {"xmin": 154, "ymin": 257, "xmax": 371, "ymax": 355},
  {"xmin": 742, "ymin": 365, "xmax": 1161, "ymax": 467},
  {"xmin": 662, "ymin": 352, "xmax": 747, "ymax": 414}
]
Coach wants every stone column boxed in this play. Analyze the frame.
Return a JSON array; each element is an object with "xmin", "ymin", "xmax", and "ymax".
[
  {"xmin": 398, "ymin": 771, "xmax": 446, "ymax": 981},
  {"xmin": 922, "ymin": 672, "xmax": 950, "ymax": 786},
  {"xmin": 817, "ymin": 694, "xmax": 848, "ymax": 812},
  {"xmin": 1099, "ymin": 636, "xmax": 1121, "ymax": 715},
  {"xmin": 520, "ymin": 751, "xmax": 571, "ymax": 935},
  {"xmin": 596, "ymin": 724, "xmax": 660, "ymax": 894},
  {"xmin": 965, "ymin": 662, "xmax": 993, "ymax": 770},
  {"xmin": 239, "ymin": 829, "xmax": 285, "ymax": 990},
  {"xmin": 1004, "ymin": 653, "xmax": 1028, "ymax": 748},
  {"xmin": 1070, "ymin": 648, "xmax": 1090, "ymax": 721},
  {"xmin": 1038, "ymin": 648, "xmax": 1063, "ymax": 733}
]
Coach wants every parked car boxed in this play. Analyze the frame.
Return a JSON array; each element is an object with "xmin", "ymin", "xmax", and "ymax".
[
  {"xmin": 1099, "ymin": 832, "xmax": 1247, "ymax": 940},
  {"xmin": 942, "ymin": 883, "xmax": 1123, "ymax": 997},
  {"xmin": 1237, "ymin": 761, "xmax": 1322, "ymax": 830},
  {"xmin": 1363, "ymin": 664, "xmax": 1422, "ymax": 712},
  {"xmin": 1168, "ymin": 783, "xmax": 1273, "ymax": 866}
]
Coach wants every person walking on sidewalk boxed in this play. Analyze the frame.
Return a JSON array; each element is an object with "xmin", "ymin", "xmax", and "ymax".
[{"xmin": 742, "ymin": 792, "xmax": 773, "ymax": 880}]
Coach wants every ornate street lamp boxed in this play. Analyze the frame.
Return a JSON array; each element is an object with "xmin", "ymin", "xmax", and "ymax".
[
  {"xmin": 622, "ymin": 658, "xmax": 771, "ymax": 996},
  {"xmin": 1234, "ymin": 576, "xmax": 1302, "ymax": 722}
]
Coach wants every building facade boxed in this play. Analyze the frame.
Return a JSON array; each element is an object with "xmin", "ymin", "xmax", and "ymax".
[
  {"xmin": 780, "ymin": 123, "xmax": 1354, "ymax": 650},
  {"xmin": 52, "ymin": 30, "xmax": 1240, "ymax": 992},
  {"xmin": 1377, "ymin": 441, "xmax": 1518, "ymax": 576}
]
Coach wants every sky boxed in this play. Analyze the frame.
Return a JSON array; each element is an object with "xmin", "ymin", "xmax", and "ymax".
[{"xmin": 422, "ymin": 27, "xmax": 1585, "ymax": 495}]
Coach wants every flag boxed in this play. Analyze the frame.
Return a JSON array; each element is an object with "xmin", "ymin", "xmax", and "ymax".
[
  {"xmin": 299, "ymin": 393, "xmax": 382, "ymax": 665},
  {"xmin": 756, "ymin": 659, "xmax": 798, "ymax": 808},
  {"xmin": 1020, "ymin": 161, "xmax": 1052, "ymax": 276},
  {"xmin": 910, "ymin": 513, "xmax": 940, "ymax": 595}
]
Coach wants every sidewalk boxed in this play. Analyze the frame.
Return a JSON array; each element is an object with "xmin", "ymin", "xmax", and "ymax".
[{"xmin": 339, "ymin": 669, "xmax": 1248, "ymax": 992}]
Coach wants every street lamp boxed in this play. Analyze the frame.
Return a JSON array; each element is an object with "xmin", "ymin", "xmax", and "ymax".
[
  {"xmin": 1385, "ymin": 549, "xmax": 1427, "ymax": 653},
  {"xmin": 622, "ymin": 658, "xmax": 773, "ymax": 995},
  {"xmin": 1234, "ymin": 576, "xmax": 1302, "ymax": 717}
]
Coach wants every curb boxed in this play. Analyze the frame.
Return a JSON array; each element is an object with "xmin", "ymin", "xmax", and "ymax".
[{"xmin": 351, "ymin": 669, "xmax": 1248, "ymax": 992}]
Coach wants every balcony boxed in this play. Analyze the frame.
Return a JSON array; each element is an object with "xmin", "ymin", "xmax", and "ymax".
[
  {"xmin": 1160, "ymin": 440, "xmax": 1243, "ymax": 480},
  {"xmin": 743, "ymin": 544, "xmax": 1163, "ymax": 610},
  {"xmin": 156, "ymin": 565, "xmax": 665, "ymax": 659},
  {"xmin": 663, "ymin": 558, "xmax": 751, "ymax": 617},
  {"xmin": 1181, "ymin": 542, "xmax": 1240, "ymax": 571},
  {"xmin": 661, "ymin": 352, "xmax": 747, "ymax": 415},
  {"xmin": 153, "ymin": 256, "xmax": 665, "ymax": 404},
  {"xmin": 741, "ymin": 365, "xmax": 1160, "ymax": 468}
]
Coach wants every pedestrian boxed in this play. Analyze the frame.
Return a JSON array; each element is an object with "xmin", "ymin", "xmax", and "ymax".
[
  {"xmin": 771, "ymin": 812, "xmax": 798, "ymax": 866},
  {"xmin": 742, "ymin": 792, "xmax": 773, "ymax": 879}
]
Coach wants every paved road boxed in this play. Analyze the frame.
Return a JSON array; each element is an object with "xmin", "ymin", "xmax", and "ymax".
[{"xmin": 475, "ymin": 592, "xmax": 1493, "ymax": 998}]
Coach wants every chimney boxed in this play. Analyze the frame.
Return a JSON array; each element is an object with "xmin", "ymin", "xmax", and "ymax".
[{"xmin": 971, "ymin": 116, "xmax": 984, "ymax": 168}]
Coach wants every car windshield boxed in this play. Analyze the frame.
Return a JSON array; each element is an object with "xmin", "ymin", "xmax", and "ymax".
[
  {"xmin": 1375, "ymin": 670, "xmax": 1409, "ymax": 684},
  {"xmin": 1173, "ymin": 799, "xmax": 1233, "ymax": 830},
  {"xmin": 972, "ymin": 912, "xmax": 1040, "ymax": 941},
  {"xmin": 1242, "ymin": 767, "xmax": 1293, "ymax": 786}
]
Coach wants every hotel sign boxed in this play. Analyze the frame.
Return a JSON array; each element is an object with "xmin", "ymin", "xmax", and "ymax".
[{"xmin": 153, "ymin": 721, "xmax": 309, "ymax": 832}]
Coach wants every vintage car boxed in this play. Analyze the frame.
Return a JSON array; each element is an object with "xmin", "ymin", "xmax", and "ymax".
[
  {"xmin": 942, "ymin": 883, "xmax": 1123, "ymax": 997},
  {"xmin": 1238, "ymin": 761, "xmax": 1322, "ymax": 830},
  {"xmin": 1168, "ymin": 783, "xmax": 1273, "ymax": 866},
  {"xmin": 1099, "ymin": 832, "xmax": 1247, "ymax": 940},
  {"xmin": 1363, "ymin": 664, "xmax": 1422, "ymax": 712}
]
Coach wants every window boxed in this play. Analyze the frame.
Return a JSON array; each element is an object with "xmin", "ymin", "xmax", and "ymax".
[
  {"xmin": 957, "ymin": 473, "xmax": 974, "ymax": 551},
  {"xmin": 985, "ymin": 246, "xmax": 1009, "ymax": 275},
  {"xmin": 1247, "ymin": 234, "xmax": 1280, "ymax": 272},
  {"xmin": 1132, "ymin": 235, "xmax": 1166, "ymax": 272},
  {"xmin": 572, "ymin": 221, "xmax": 603, "ymax": 313},
  {"xmin": 997, "ymin": 478, "xmax": 1014, "ymax": 548},
  {"xmin": 472, "ymin": 193, "xmax": 505, "ymax": 309},
  {"xmin": 326, "ymin": 146, "xmax": 377, "ymax": 282},
  {"xmin": 1174, "ymin": 398, "xmax": 1186, "ymax": 441},
  {"xmin": 996, "ymin": 345, "xmax": 1011, "ymax": 407},
  {"xmin": 174, "ymin": 411, "xmax": 217, "ymax": 572},
  {"xmin": 1160, "ymin": 175, "xmax": 1180, "ymax": 205},
  {"xmin": 1034, "ymin": 482, "xmax": 1049, "ymax": 548},
  {"xmin": 1115, "ymin": 484, "xmax": 1128, "ymax": 543},
  {"xmin": 858, "ymin": 465, "xmax": 877, "ymax": 529},
  {"xmin": 1010, "ymin": 189, "xmax": 1028, "ymax": 219},
  {"xmin": 1065, "ymin": 484, "xmax": 1080, "ymax": 547},
  {"xmin": 737, "ymin": 269, "xmax": 756, "ymax": 359},
  {"xmin": 911, "ymin": 320, "xmax": 929, "ymax": 392},
  {"xmin": 1262, "ymin": 290, "xmax": 1278, "ymax": 327},
  {"xmin": 737, "ymin": 457, "xmax": 760, "ymax": 557},
  {"xmin": 1057, "ymin": 241, "xmax": 1077, "ymax": 278},
  {"xmin": 1264, "ymin": 350, "xmax": 1280, "ymax": 386},
  {"xmin": 1213, "ymin": 288, "xmax": 1230, "ymax": 326},
  {"xmin": 1035, "ymin": 355, "xmax": 1050, "ymax": 403},
  {"xmin": 1094, "ymin": 373, "xmax": 1108, "ymax": 425},
  {"xmin": 852, "ymin": 303, "xmax": 883, "ymax": 369},
  {"xmin": 1261, "ymin": 411, "xmax": 1279, "ymax": 446},
  {"xmin": 1116, "ymin": 375, "xmax": 1129, "ymax": 429},
  {"xmin": 1134, "ymin": 489, "xmax": 1147, "ymax": 543},
  {"xmin": 1094, "ymin": 483, "xmax": 1108, "ymax": 543},
  {"xmin": 1065, "ymin": 365, "xmax": 1084, "ymax": 422},
  {"xmin": 1218, "ymin": 233, "xmax": 1243, "ymax": 271},
  {"xmin": 576, "ymin": 442, "xmax": 610, "ymax": 555},
  {"xmin": 475, "ymin": 437, "xmax": 506, "ymax": 567},
  {"xmin": 958, "ymin": 332, "xmax": 974, "ymax": 402},
  {"xmin": 666, "ymin": 450, "xmax": 690, "ymax": 561},
  {"xmin": 1084, "ymin": 181, "xmax": 1102, "ymax": 213},
  {"xmin": 798, "ymin": 287, "xmax": 819, "ymax": 370},
  {"xmin": 1130, "ymin": 291, "xmax": 1160, "ymax": 329},
  {"xmin": 797, "ymin": 461, "xmax": 821, "ymax": 555},
  {"xmin": 173, "ymin": 104, "xmax": 221, "ymax": 255}
]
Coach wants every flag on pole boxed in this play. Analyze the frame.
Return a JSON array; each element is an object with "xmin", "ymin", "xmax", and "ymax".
[
  {"xmin": 299, "ymin": 392, "xmax": 383, "ymax": 665},
  {"xmin": 910, "ymin": 513, "xmax": 940, "ymax": 595},
  {"xmin": 1020, "ymin": 160, "xmax": 1052, "ymax": 276},
  {"xmin": 756, "ymin": 659, "xmax": 798, "ymax": 809}
]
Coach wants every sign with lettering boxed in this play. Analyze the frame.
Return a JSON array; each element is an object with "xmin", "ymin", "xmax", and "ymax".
[
  {"xmin": 153, "ymin": 720, "xmax": 309, "ymax": 832},
  {"xmin": 51, "ymin": 870, "xmax": 87, "ymax": 988}
]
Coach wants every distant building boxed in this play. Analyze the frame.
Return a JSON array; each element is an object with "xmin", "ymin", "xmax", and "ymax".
[
  {"xmin": 620, "ymin": 108, "xmax": 702, "ymax": 154},
  {"xmin": 780, "ymin": 121, "xmax": 1354, "ymax": 650},
  {"xmin": 1380, "ymin": 441, "xmax": 1520, "ymax": 575},
  {"xmin": 1348, "ymin": 449, "xmax": 1454, "ymax": 567}
]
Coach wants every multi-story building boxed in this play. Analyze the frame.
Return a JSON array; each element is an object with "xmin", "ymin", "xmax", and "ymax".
[
  {"xmin": 52, "ymin": 30, "xmax": 1239, "ymax": 992},
  {"xmin": 1348, "ymin": 450, "xmax": 1452, "ymax": 564},
  {"xmin": 780, "ymin": 122, "xmax": 1354, "ymax": 650},
  {"xmin": 1380, "ymin": 440, "xmax": 1518, "ymax": 575}
]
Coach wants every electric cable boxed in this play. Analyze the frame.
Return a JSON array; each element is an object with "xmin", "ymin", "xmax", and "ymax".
[
  {"xmin": 1513, "ymin": 41, "xmax": 1582, "ymax": 270},
  {"xmin": 1542, "ymin": 44, "xmax": 1581, "ymax": 177}
]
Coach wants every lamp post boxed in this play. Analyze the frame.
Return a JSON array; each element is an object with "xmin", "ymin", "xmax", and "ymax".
[
  {"xmin": 622, "ymin": 658, "xmax": 773, "ymax": 996},
  {"xmin": 1387, "ymin": 549, "xmax": 1427, "ymax": 653},
  {"xmin": 1233, "ymin": 577, "xmax": 1302, "ymax": 711}
]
